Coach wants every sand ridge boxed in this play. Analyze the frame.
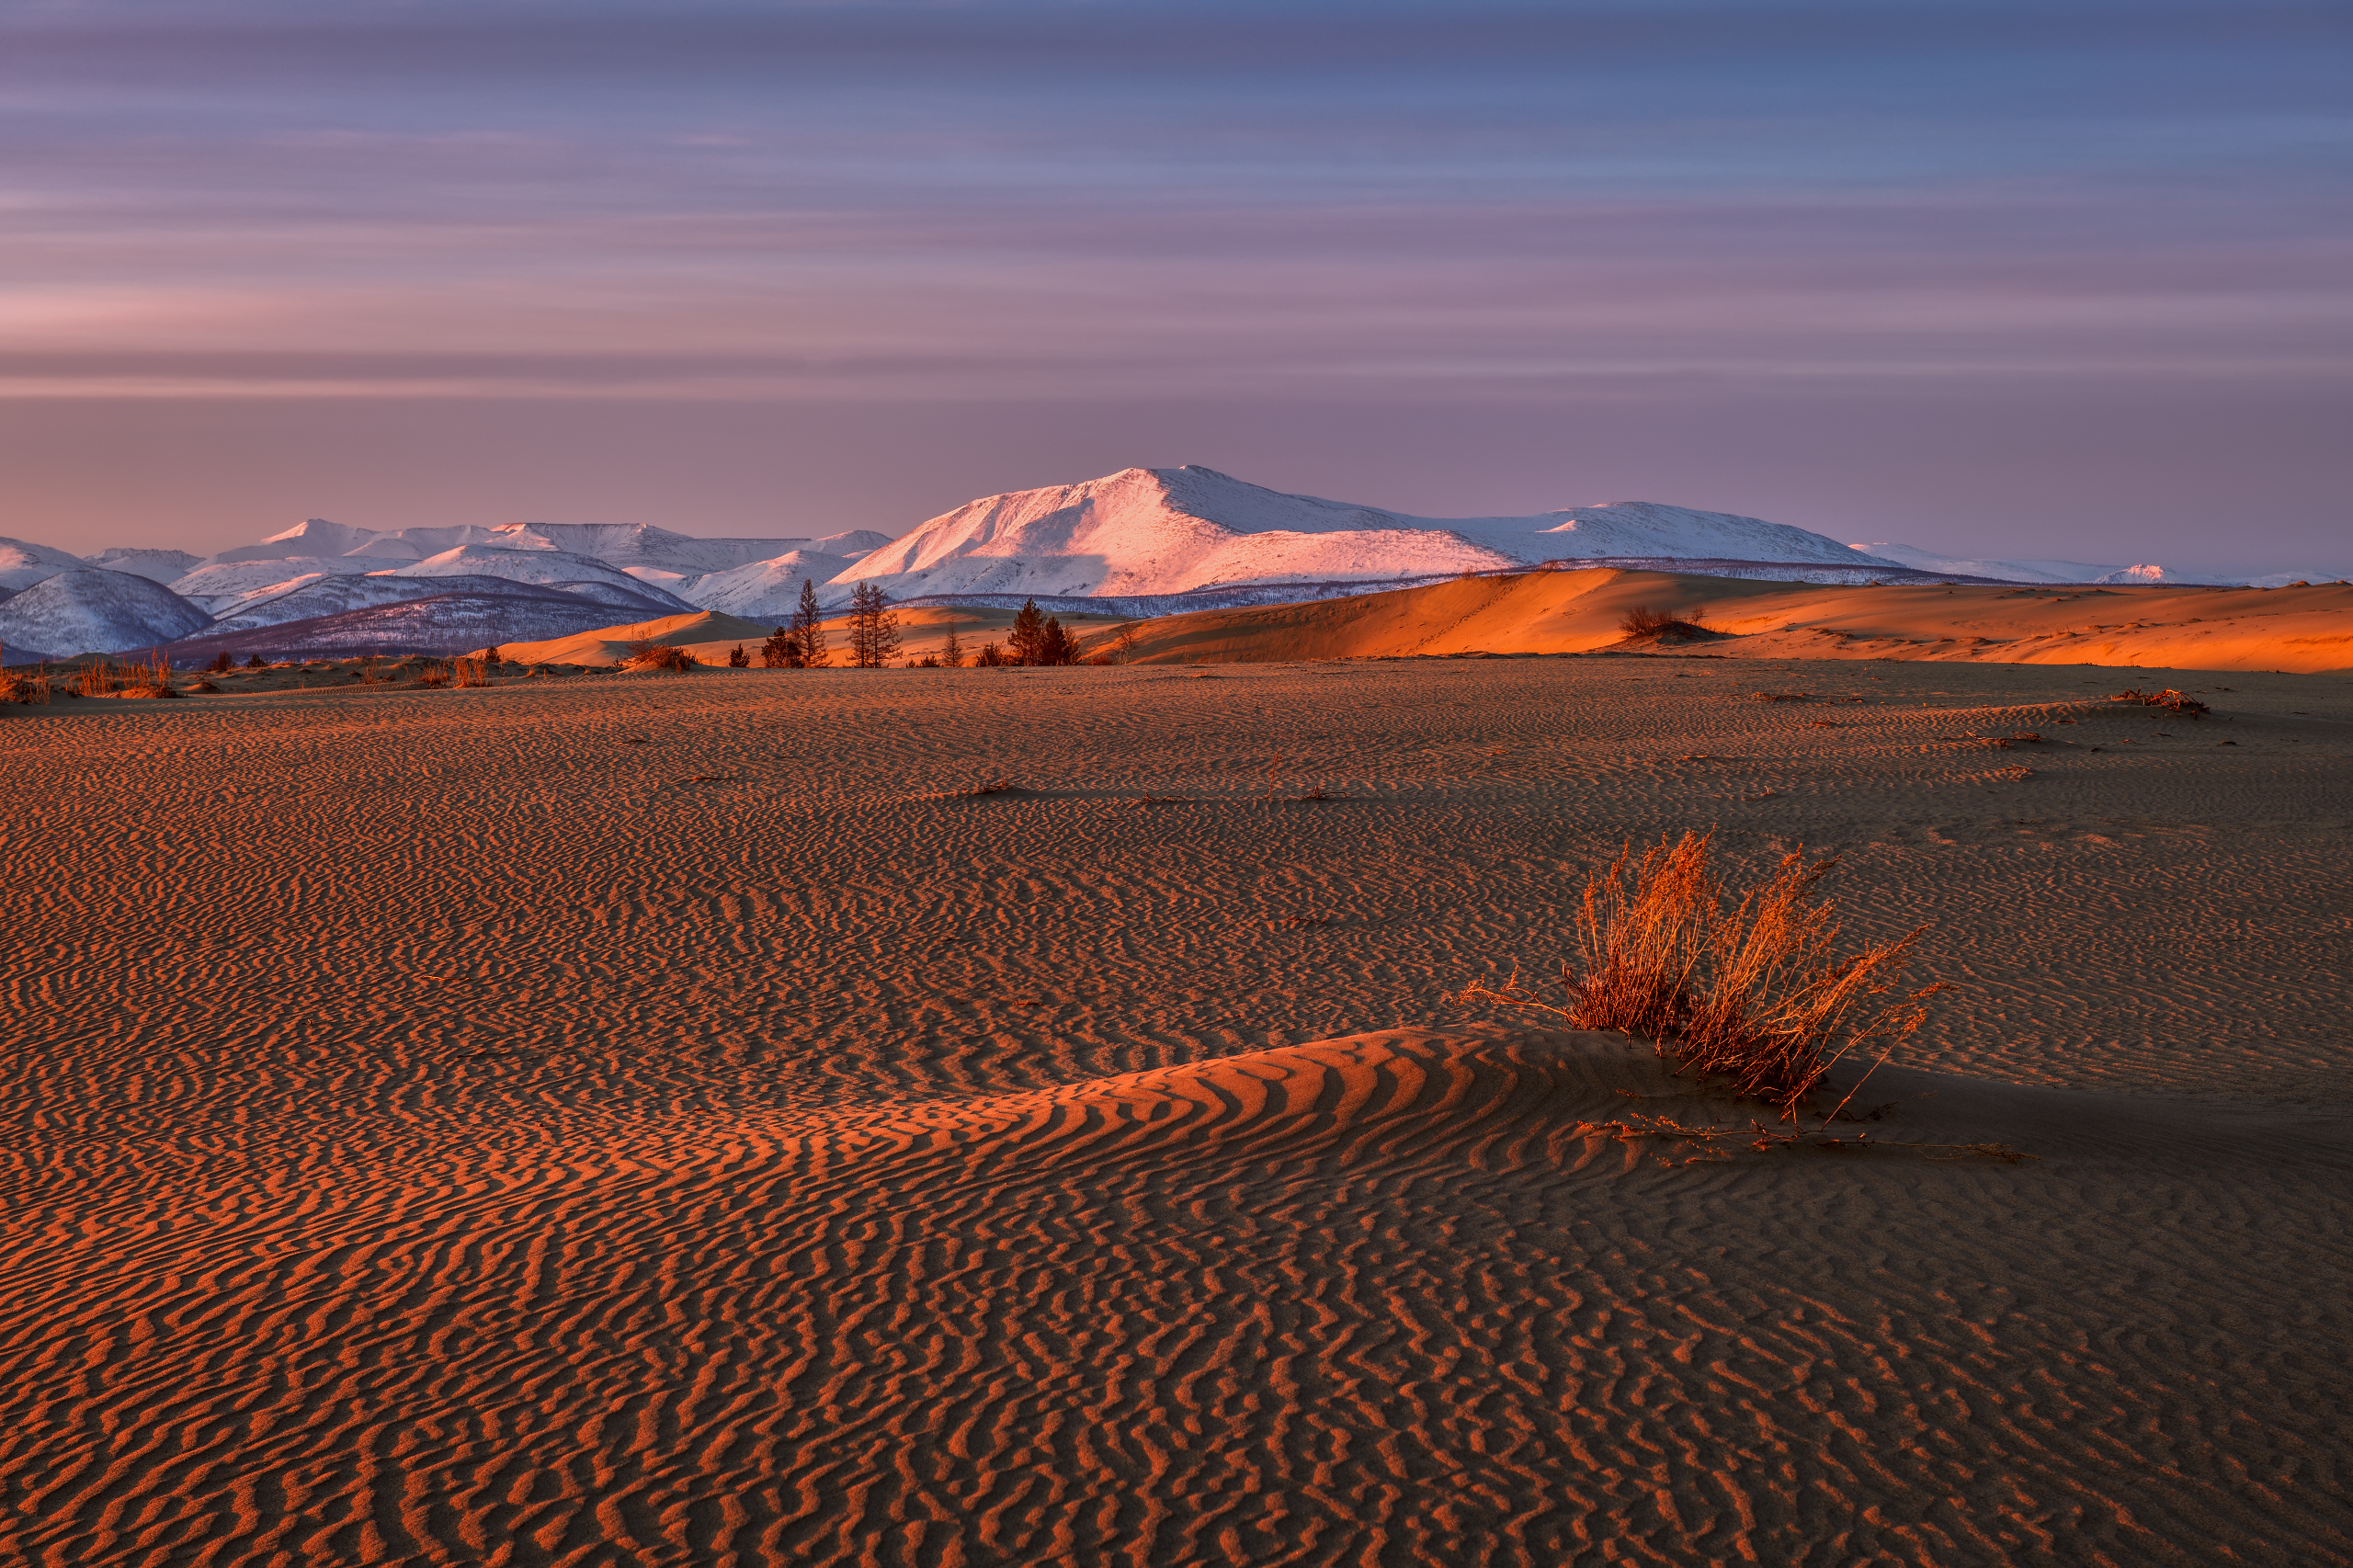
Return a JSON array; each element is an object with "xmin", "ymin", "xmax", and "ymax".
[
  {"xmin": 1111, "ymin": 567, "xmax": 2353, "ymax": 673},
  {"xmin": 3, "ymin": 657, "xmax": 2348, "ymax": 1564}
]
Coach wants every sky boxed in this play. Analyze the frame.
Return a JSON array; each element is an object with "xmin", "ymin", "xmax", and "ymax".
[{"xmin": 3, "ymin": 0, "xmax": 2347, "ymax": 572}]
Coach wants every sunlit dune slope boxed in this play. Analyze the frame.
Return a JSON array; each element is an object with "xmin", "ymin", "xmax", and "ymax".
[{"xmin": 1114, "ymin": 567, "xmax": 2353, "ymax": 673}]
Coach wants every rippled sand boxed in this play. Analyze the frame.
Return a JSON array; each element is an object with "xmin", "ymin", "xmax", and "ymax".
[{"xmin": 5, "ymin": 657, "xmax": 2348, "ymax": 1565}]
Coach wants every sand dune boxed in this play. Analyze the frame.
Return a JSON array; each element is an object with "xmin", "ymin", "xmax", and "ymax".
[
  {"xmin": 4, "ymin": 657, "xmax": 2348, "ymax": 1564},
  {"xmin": 1114, "ymin": 567, "xmax": 2353, "ymax": 674}
]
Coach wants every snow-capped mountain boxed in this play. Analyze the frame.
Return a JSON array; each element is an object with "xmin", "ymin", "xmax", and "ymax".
[
  {"xmin": 0, "ymin": 569, "xmax": 212, "ymax": 658},
  {"xmin": 87, "ymin": 548, "xmax": 203, "ymax": 585},
  {"xmin": 199, "ymin": 573, "xmax": 676, "ymax": 635},
  {"xmin": 164, "ymin": 589, "xmax": 656, "ymax": 664},
  {"xmin": 1850, "ymin": 541, "xmax": 2342, "ymax": 588},
  {"xmin": 386, "ymin": 545, "xmax": 697, "ymax": 610},
  {"xmin": 834, "ymin": 467, "xmax": 1898, "ymax": 602},
  {"xmin": 686, "ymin": 551, "xmax": 860, "ymax": 617}
]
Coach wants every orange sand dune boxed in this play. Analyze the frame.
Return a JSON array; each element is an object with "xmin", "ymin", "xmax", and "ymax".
[
  {"xmin": 1115, "ymin": 567, "xmax": 2353, "ymax": 673},
  {"xmin": 4, "ymin": 658, "xmax": 2348, "ymax": 1563}
]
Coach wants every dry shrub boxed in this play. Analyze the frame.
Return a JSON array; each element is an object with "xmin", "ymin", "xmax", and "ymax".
[
  {"xmin": 1620, "ymin": 604, "xmax": 1715, "ymax": 640},
  {"xmin": 622, "ymin": 641, "xmax": 698, "ymax": 673},
  {"xmin": 1458, "ymin": 831, "xmax": 1941, "ymax": 1116},
  {"xmin": 449, "ymin": 655, "xmax": 490, "ymax": 687},
  {"xmin": 419, "ymin": 665, "xmax": 449, "ymax": 688},
  {"xmin": 0, "ymin": 670, "xmax": 50, "ymax": 705}
]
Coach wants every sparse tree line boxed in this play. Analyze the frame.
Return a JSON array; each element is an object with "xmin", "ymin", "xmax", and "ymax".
[{"xmin": 732, "ymin": 591, "xmax": 1141, "ymax": 670}]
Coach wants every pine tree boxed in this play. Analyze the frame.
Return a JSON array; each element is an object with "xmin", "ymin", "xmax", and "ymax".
[
  {"xmin": 760, "ymin": 626, "xmax": 798, "ymax": 667},
  {"xmin": 1110, "ymin": 622, "xmax": 1141, "ymax": 662},
  {"xmin": 727, "ymin": 643, "xmax": 750, "ymax": 667},
  {"xmin": 1008, "ymin": 597, "xmax": 1048, "ymax": 665},
  {"xmin": 939, "ymin": 628, "xmax": 965, "ymax": 668},
  {"xmin": 793, "ymin": 580, "xmax": 828, "ymax": 667},
  {"xmin": 847, "ymin": 582, "xmax": 902, "ymax": 668}
]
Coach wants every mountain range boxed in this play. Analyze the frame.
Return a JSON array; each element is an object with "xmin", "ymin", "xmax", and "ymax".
[{"xmin": 0, "ymin": 466, "xmax": 2338, "ymax": 662}]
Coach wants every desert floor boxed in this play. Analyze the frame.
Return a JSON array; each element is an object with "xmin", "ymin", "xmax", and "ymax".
[{"xmin": 4, "ymin": 655, "xmax": 2348, "ymax": 1566}]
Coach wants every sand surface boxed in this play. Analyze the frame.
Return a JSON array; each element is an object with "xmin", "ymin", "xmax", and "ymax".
[
  {"xmin": 1115, "ymin": 569, "xmax": 2353, "ymax": 673},
  {"xmin": 4, "ymin": 657, "xmax": 2349, "ymax": 1565}
]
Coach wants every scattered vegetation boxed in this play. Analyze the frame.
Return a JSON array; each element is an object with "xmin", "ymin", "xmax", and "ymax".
[
  {"xmin": 2111, "ymin": 687, "xmax": 2209, "ymax": 718},
  {"xmin": 1454, "ymin": 831, "xmax": 1944, "ymax": 1119}
]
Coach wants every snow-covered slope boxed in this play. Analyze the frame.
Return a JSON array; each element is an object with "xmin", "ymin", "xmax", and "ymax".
[
  {"xmin": 835, "ymin": 467, "xmax": 1898, "ymax": 602},
  {"xmin": 201, "ymin": 574, "xmax": 624, "ymax": 634},
  {"xmin": 88, "ymin": 548, "xmax": 203, "ymax": 585},
  {"xmin": 171, "ymin": 556, "xmax": 384, "ymax": 611},
  {"xmin": 687, "ymin": 551, "xmax": 858, "ymax": 617},
  {"xmin": 0, "ymin": 569, "xmax": 211, "ymax": 655},
  {"xmin": 0, "ymin": 535, "xmax": 93, "ymax": 594},
  {"xmin": 385, "ymin": 546, "xmax": 696, "ymax": 610}
]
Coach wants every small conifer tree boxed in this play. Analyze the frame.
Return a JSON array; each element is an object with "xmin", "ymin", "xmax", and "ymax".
[
  {"xmin": 760, "ymin": 627, "xmax": 797, "ymax": 667},
  {"xmin": 939, "ymin": 627, "xmax": 965, "ymax": 668},
  {"xmin": 1037, "ymin": 616, "xmax": 1074, "ymax": 665},
  {"xmin": 1008, "ymin": 597, "xmax": 1048, "ymax": 665},
  {"xmin": 728, "ymin": 643, "xmax": 750, "ymax": 667},
  {"xmin": 792, "ymin": 580, "xmax": 828, "ymax": 667},
  {"xmin": 245, "ymin": 653, "xmax": 267, "ymax": 670}
]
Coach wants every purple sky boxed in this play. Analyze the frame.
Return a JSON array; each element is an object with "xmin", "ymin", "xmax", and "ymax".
[{"xmin": 3, "ymin": 0, "xmax": 2346, "ymax": 572}]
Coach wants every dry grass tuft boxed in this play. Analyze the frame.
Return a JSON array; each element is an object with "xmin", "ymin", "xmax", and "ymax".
[
  {"xmin": 966, "ymin": 775, "xmax": 1017, "ymax": 796},
  {"xmin": 1455, "ymin": 831, "xmax": 1943, "ymax": 1117}
]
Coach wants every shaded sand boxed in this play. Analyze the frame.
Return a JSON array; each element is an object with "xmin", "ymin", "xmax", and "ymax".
[
  {"xmin": 496, "ymin": 606, "xmax": 1133, "ymax": 668},
  {"xmin": 3, "ymin": 657, "xmax": 2350, "ymax": 1565},
  {"xmin": 1114, "ymin": 568, "xmax": 2353, "ymax": 673}
]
